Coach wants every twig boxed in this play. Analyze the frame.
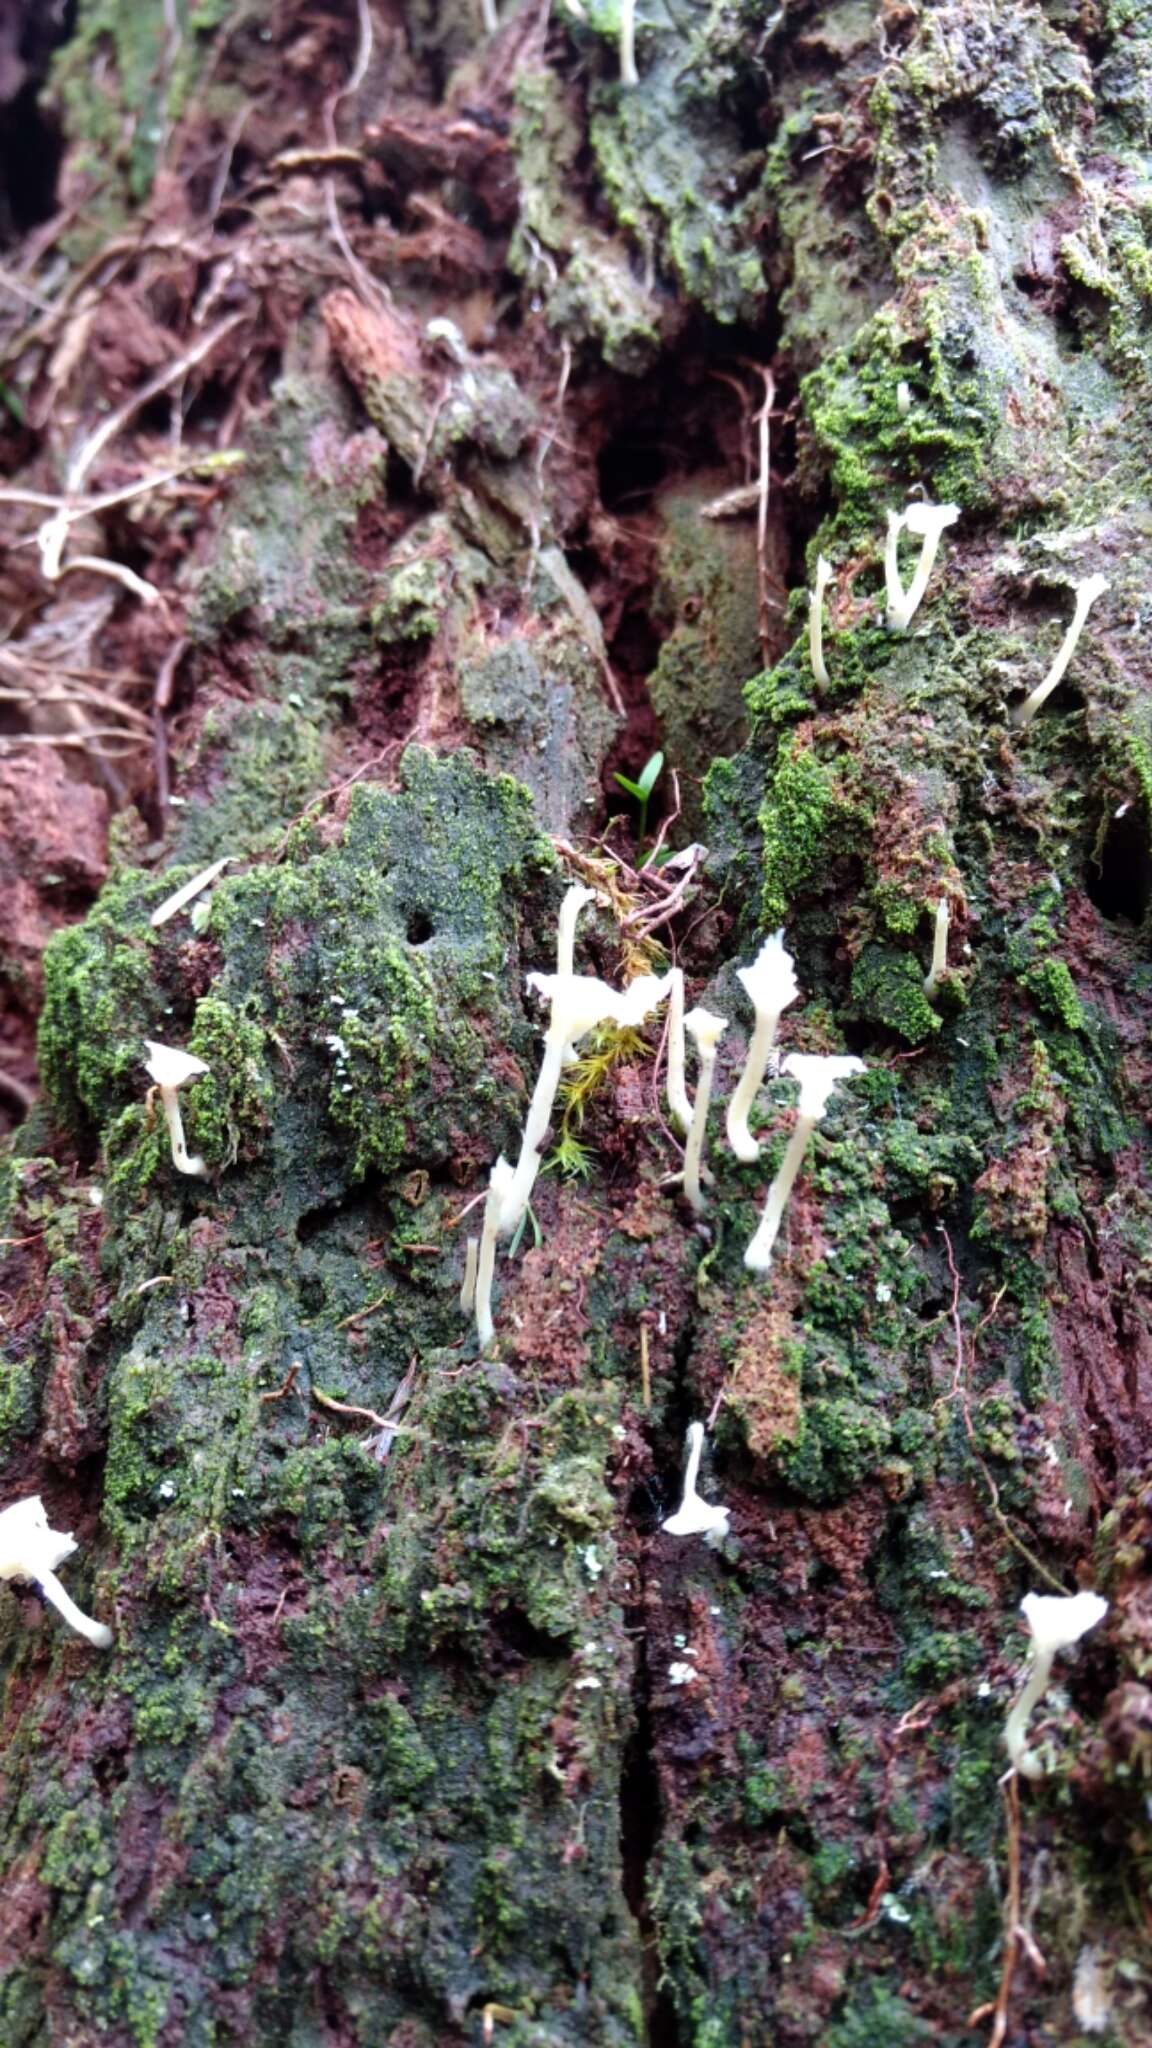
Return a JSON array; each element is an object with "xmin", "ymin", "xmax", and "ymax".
[
  {"xmin": 639, "ymin": 1322, "xmax": 651, "ymax": 1410},
  {"xmin": 312, "ymin": 1387, "xmax": 391, "ymax": 1430},
  {"xmin": 0, "ymin": 1071, "xmax": 35, "ymax": 1114},
  {"xmin": 336, "ymin": 1291, "xmax": 391, "ymax": 1330},
  {"xmin": 752, "ymin": 365, "xmax": 775, "ymax": 667},
  {"xmin": 969, "ymin": 1770, "xmax": 1025, "ymax": 2047},
  {"xmin": 65, "ymin": 312, "xmax": 245, "ymax": 494},
  {"xmin": 153, "ymin": 636, "xmax": 187, "ymax": 821},
  {"xmin": 261, "ymin": 1361, "xmax": 301, "ymax": 1404}
]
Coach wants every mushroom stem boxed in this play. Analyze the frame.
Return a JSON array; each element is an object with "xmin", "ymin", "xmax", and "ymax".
[
  {"xmin": 556, "ymin": 884, "xmax": 595, "ymax": 978},
  {"xmin": 726, "ymin": 1008, "xmax": 778, "ymax": 1163},
  {"xmin": 744, "ymin": 1113, "xmax": 815, "ymax": 1273},
  {"xmin": 619, "ymin": 0, "xmax": 638, "ymax": 84},
  {"xmin": 480, "ymin": 0, "xmax": 498, "ymax": 31},
  {"xmin": 725, "ymin": 930, "xmax": 798, "ymax": 1163},
  {"xmin": 1003, "ymin": 1649, "xmax": 1057, "ymax": 1781},
  {"xmin": 459, "ymin": 1237, "xmax": 479, "ymax": 1314},
  {"xmin": 157, "ymin": 1083, "xmax": 206, "ymax": 1178},
  {"xmin": 37, "ymin": 1569, "xmax": 113, "ymax": 1650},
  {"xmin": 1014, "ymin": 574, "xmax": 1109, "ymax": 729},
  {"xmin": 886, "ymin": 502, "xmax": 959, "ymax": 632},
  {"xmin": 809, "ymin": 555, "xmax": 833, "ymax": 688},
  {"xmin": 666, "ymin": 968, "xmax": 692, "ymax": 1134},
  {"xmin": 499, "ymin": 1035, "xmax": 565, "ymax": 1236},
  {"xmin": 683, "ymin": 1009, "xmax": 727, "ymax": 1213},
  {"xmin": 683, "ymin": 1051, "xmax": 717, "ymax": 1214},
  {"xmin": 475, "ymin": 1159, "xmax": 513, "ymax": 1349},
  {"xmin": 923, "ymin": 899, "xmax": 950, "ymax": 1000}
]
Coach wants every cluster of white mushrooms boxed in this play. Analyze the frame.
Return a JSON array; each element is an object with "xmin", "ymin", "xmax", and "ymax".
[
  {"xmin": 809, "ymin": 496, "xmax": 1109, "ymax": 727},
  {"xmin": 462, "ymin": 896, "xmax": 864, "ymax": 1356}
]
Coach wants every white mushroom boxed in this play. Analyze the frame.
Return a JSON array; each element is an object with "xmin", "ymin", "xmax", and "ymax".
[
  {"xmin": 0, "ymin": 1496, "xmax": 112, "ymax": 1648},
  {"xmin": 682, "ymin": 1007, "xmax": 728, "ymax": 1214},
  {"xmin": 474, "ymin": 1156, "xmax": 515, "ymax": 1350},
  {"xmin": 143, "ymin": 1040, "xmax": 210, "ymax": 1177},
  {"xmin": 725, "ymin": 931, "xmax": 799, "ymax": 1163},
  {"xmin": 1004, "ymin": 1589, "xmax": 1108, "ymax": 1779},
  {"xmin": 885, "ymin": 500, "xmax": 960, "ymax": 632},
  {"xmin": 499, "ymin": 971, "xmax": 671, "ymax": 1235},
  {"xmin": 662, "ymin": 1422, "xmax": 730, "ymax": 1540},
  {"xmin": 809, "ymin": 555, "xmax": 833, "ymax": 688},
  {"xmin": 923, "ymin": 899, "xmax": 950, "ymax": 1000},
  {"xmin": 1013, "ymin": 574, "xmax": 1109, "ymax": 730},
  {"xmin": 619, "ymin": 0, "xmax": 638, "ymax": 85},
  {"xmin": 744, "ymin": 1052, "xmax": 865, "ymax": 1274},
  {"xmin": 665, "ymin": 967, "xmax": 693, "ymax": 1135}
]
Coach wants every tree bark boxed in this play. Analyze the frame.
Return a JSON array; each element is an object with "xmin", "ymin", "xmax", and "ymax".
[{"xmin": 2, "ymin": 2, "xmax": 1152, "ymax": 2045}]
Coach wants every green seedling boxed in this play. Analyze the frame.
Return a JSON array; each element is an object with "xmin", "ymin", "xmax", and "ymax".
[{"xmin": 614, "ymin": 750, "xmax": 664, "ymax": 843}]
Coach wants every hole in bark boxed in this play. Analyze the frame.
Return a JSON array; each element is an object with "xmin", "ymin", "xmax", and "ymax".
[
  {"xmin": 1086, "ymin": 804, "xmax": 1152, "ymax": 925},
  {"xmin": 620, "ymin": 1612, "xmax": 683, "ymax": 2047},
  {"xmin": 0, "ymin": 1, "xmax": 74, "ymax": 243},
  {"xmin": 406, "ymin": 910, "xmax": 435, "ymax": 945}
]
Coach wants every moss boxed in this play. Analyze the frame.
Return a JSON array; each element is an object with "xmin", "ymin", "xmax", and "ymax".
[
  {"xmin": 758, "ymin": 741, "xmax": 840, "ymax": 927},
  {"xmin": 850, "ymin": 944, "xmax": 942, "ymax": 1044},
  {"xmin": 510, "ymin": 68, "xmax": 662, "ymax": 371},
  {"xmin": 1023, "ymin": 956, "xmax": 1086, "ymax": 1031},
  {"xmin": 777, "ymin": 1396, "xmax": 893, "ymax": 1504}
]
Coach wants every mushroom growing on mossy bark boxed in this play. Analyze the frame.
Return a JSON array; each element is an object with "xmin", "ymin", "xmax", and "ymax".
[
  {"xmin": 682, "ymin": 1007, "xmax": 727, "ymax": 1213},
  {"xmin": 498, "ymin": 969, "xmax": 671, "ymax": 1236},
  {"xmin": 662, "ymin": 1422, "xmax": 730, "ymax": 1541},
  {"xmin": 726, "ymin": 930, "xmax": 799, "ymax": 1164},
  {"xmin": 0, "ymin": 1497, "xmax": 112, "ymax": 1648},
  {"xmin": 744, "ymin": 1052, "xmax": 865, "ymax": 1273},
  {"xmin": 885, "ymin": 500, "xmax": 959, "ymax": 632},
  {"xmin": 143, "ymin": 1040, "xmax": 210, "ymax": 1177},
  {"xmin": 1004, "ymin": 1589, "xmax": 1108, "ymax": 1779}
]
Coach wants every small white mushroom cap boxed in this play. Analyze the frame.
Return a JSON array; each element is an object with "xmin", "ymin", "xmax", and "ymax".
[
  {"xmin": 903, "ymin": 500, "xmax": 960, "ymax": 543},
  {"xmin": 684, "ymin": 1006, "xmax": 728, "ymax": 1056},
  {"xmin": 143, "ymin": 1040, "xmax": 209, "ymax": 1091},
  {"xmin": 781, "ymin": 1052, "xmax": 866, "ymax": 1122},
  {"xmin": 526, "ymin": 970, "xmax": 672, "ymax": 1048},
  {"xmin": 0, "ymin": 1496, "xmax": 113, "ymax": 1649},
  {"xmin": 0, "ymin": 1496, "xmax": 76, "ymax": 1582},
  {"xmin": 736, "ymin": 930, "xmax": 798, "ymax": 1021},
  {"xmin": 1021, "ymin": 1589, "xmax": 1108, "ymax": 1658}
]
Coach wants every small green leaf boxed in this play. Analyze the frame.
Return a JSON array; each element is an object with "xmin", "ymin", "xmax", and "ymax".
[
  {"xmin": 636, "ymin": 751, "xmax": 664, "ymax": 801},
  {"xmin": 613, "ymin": 773, "xmax": 643, "ymax": 802}
]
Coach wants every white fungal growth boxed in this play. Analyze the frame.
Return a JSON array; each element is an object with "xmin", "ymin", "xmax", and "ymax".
[
  {"xmin": 682, "ymin": 1007, "xmax": 727, "ymax": 1213},
  {"xmin": 143, "ymin": 1040, "xmax": 210, "ymax": 1177},
  {"xmin": 662, "ymin": 1422, "xmax": 730, "ymax": 1540},
  {"xmin": 1013, "ymin": 574, "xmax": 1109, "ymax": 730},
  {"xmin": 480, "ymin": 0, "xmax": 498, "ymax": 33},
  {"xmin": 666, "ymin": 967, "xmax": 693, "ymax": 1134},
  {"xmin": 744, "ymin": 1052, "xmax": 865, "ymax": 1274},
  {"xmin": 150, "ymin": 856, "xmax": 231, "ymax": 929},
  {"xmin": 475, "ymin": 1157, "xmax": 515, "ymax": 1350},
  {"xmin": 885, "ymin": 500, "xmax": 960, "ymax": 632},
  {"xmin": 459, "ymin": 1237, "xmax": 479, "ymax": 1314},
  {"xmin": 1004, "ymin": 1589, "xmax": 1108, "ymax": 1779},
  {"xmin": 923, "ymin": 899, "xmax": 950, "ymax": 1000},
  {"xmin": 809, "ymin": 554, "xmax": 833, "ymax": 688},
  {"xmin": 498, "ymin": 970, "xmax": 671, "ymax": 1235},
  {"xmin": 725, "ymin": 930, "xmax": 799, "ymax": 1163},
  {"xmin": 619, "ymin": 0, "xmax": 638, "ymax": 85},
  {"xmin": 556, "ymin": 883, "xmax": 596, "ymax": 978},
  {"xmin": 0, "ymin": 1496, "xmax": 112, "ymax": 1648},
  {"xmin": 896, "ymin": 379, "xmax": 912, "ymax": 416}
]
